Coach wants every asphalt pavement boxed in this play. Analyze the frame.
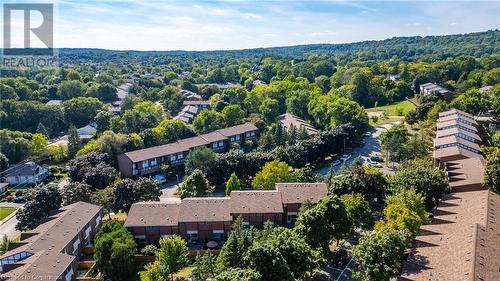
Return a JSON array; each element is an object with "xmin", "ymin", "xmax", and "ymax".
[{"xmin": 313, "ymin": 121, "xmax": 401, "ymax": 177}]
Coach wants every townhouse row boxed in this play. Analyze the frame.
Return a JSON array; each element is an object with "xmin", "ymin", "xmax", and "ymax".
[
  {"xmin": 124, "ymin": 183, "xmax": 328, "ymax": 245},
  {"xmin": 117, "ymin": 123, "xmax": 258, "ymax": 177},
  {"xmin": 0, "ymin": 202, "xmax": 103, "ymax": 281},
  {"xmin": 399, "ymin": 108, "xmax": 500, "ymax": 281},
  {"xmin": 432, "ymin": 109, "xmax": 484, "ymax": 168}
]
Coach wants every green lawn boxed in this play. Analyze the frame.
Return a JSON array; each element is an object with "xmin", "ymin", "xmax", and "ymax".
[
  {"xmin": 0, "ymin": 207, "xmax": 16, "ymax": 221},
  {"xmin": 366, "ymin": 99, "xmax": 417, "ymax": 117}
]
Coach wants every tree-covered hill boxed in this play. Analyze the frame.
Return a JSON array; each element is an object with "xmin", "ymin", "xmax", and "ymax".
[{"xmin": 57, "ymin": 30, "xmax": 499, "ymax": 64}]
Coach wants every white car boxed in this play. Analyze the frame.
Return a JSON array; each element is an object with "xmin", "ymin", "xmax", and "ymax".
[
  {"xmin": 340, "ymin": 154, "xmax": 351, "ymax": 161},
  {"xmin": 364, "ymin": 132, "xmax": 372, "ymax": 137},
  {"xmin": 331, "ymin": 159, "xmax": 341, "ymax": 167},
  {"xmin": 366, "ymin": 158, "xmax": 382, "ymax": 168}
]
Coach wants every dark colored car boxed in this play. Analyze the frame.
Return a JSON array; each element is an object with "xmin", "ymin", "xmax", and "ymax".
[
  {"xmin": 370, "ymin": 155, "xmax": 384, "ymax": 162},
  {"xmin": 12, "ymin": 196, "xmax": 26, "ymax": 203}
]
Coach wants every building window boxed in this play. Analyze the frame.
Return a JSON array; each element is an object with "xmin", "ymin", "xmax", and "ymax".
[
  {"xmin": 187, "ymin": 231, "xmax": 198, "ymax": 243},
  {"xmin": 287, "ymin": 213, "xmax": 298, "ymax": 226},
  {"xmin": 212, "ymin": 230, "xmax": 224, "ymax": 241},
  {"xmin": 242, "ymin": 221, "xmax": 250, "ymax": 229},
  {"xmin": 146, "ymin": 226, "xmax": 159, "ymax": 232},
  {"xmin": 142, "ymin": 160, "xmax": 149, "ymax": 168},
  {"xmin": 177, "ymin": 153, "xmax": 184, "ymax": 159},
  {"xmin": 245, "ymin": 131, "xmax": 255, "ymax": 138}
]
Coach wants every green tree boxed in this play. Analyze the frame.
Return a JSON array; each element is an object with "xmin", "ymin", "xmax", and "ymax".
[
  {"xmin": 376, "ymin": 189, "xmax": 429, "ymax": 235},
  {"xmin": 179, "ymin": 169, "xmax": 209, "ymax": 198},
  {"xmin": 0, "ymin": 235, "xmax": 12, "ymax": 255},
  {"xmin": 36, "ymin": 122, "xmax": 49, "ymax": 138},
  {"xmin": 216, "ymin": 217, "xmax": 257, "ymax": 270},
  {"xmin": 94, "ymin": 220, "xmax": 137, "ymax": 281},
  {"xmin": 67, "ymin": 124, "xmax": 81, "ymax": 157},
  {"xmin": 390, "ymin": 163, "xmax": 448, "ymax": 210},
  {"xmin": 252, "ymin": 160, "xmax": 292, "ymax": 190},
  {"xmin": 57, "ymin": 80, "xmax": 87, "ymax": 100},
  {"xmin": 60, "ymin": 182, "xmax": 92, "ymax": 206},
  {"xmin": 380, "ymin": 124, "xmax": 409, "ymax": 164},
  {"xmin": 120, "ymin": 101, "xmax": 164, "ymax": 133},
  {"xmin": 484, "ymin": 152, "xmax": 500, "ymax": 194},
  {"xmin": 0, "ymin": 153, "xmax": 9, "ymax": 172},
  {"xmin": 294, "ymin": 195, "xmax": 350, "ymax": 254},
  {"xmin": 184, "ymin": 147, "xmax": 217, "ymax": 174},
  {"xmin": 152, "ymin": 118, "xmax": 194, "ymax": 145},
  {"xmin": 352, "ymin": 229, "xmax": 410, "ymax": 281},
  {"xmin": 259, "ymin": 98, "xmax": 281, "ymax": 122},
  {"xmin": 87, "ymin": 83, "xmax": 118, "ymax": 102},
  {"xmin": 222, "ymin": 104, "xmax": 245, "ymax": 126},
  {"xmin": 225, "ymin": 172, "xmax": 241, "ymax": 195},
  {"xmin": 244, "ymin": 243, "xmax": 293, "ymax": 281},
  {"xmin": 340, "ymin": 193, "xmax": 373, "ymax": 233},
  {"xmin": 213, "ymin": 268, "xmax": 261, "ymax": 281},
  {"xmin": 30, "ymin": 133, "xmax": 48, "ymax": 157},
  {"xmin": 452, "ymin": 88, "xmax": 491, "ymax": 115},
  {"xmin": 191, "ymin": 251, "xmax": 217, "ymax": 281},
  {"xmin": 112, "ymin": 178, "xmax": 161, "ymax": 212},
  {"xmin": 192, "ymin": 110, "xmax": 226, "ymax": 134},
  {"xmin": 63, "ymin": 97, "xmax": 104, "ymax": 127},
  {"xmin": 156, "ymin": 236, "xmax": 188, "ymax": 281},
  {"xmin": 16, "ymin": 185, "xmax": 62, "ymax": 230}
]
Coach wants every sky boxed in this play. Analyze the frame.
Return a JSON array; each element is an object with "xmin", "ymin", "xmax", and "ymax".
[{"xmin": 2, "ymin": 0, "xmax": 500, "ymax": 51}]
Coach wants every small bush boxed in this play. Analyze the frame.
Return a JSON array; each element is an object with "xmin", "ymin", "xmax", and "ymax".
[{"xmin": 141, "ymin": 244, "xmax": 158, "ymax": 256}]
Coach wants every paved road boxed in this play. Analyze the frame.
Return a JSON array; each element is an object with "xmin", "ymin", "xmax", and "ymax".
[
  {"xmin": 0, "ymin": 206, "xmax": 21, "ymax": 240},
  {"xmin": 313, "ymin": 121, "xmax": 401, "ymax": 177}
]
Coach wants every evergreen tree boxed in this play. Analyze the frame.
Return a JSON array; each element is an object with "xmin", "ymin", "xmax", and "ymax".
[
  {"xmin": 225, "ymin": 172, "xmax": 241, "ymax": 195},
  {"xmin": 68, "ymin": 125, "xmax": 81, "ymax": 157},
  {"xmin": 36, "ymin": 122, "xmax": 49, "ymax": 138}
]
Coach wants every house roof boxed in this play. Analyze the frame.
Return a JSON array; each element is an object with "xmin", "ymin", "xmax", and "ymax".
[
  {"xmin": 77, "ymin": 123, "xmax": 97, "ymax": 139},
  {"xmin": 433, "ymin": 146, "xmax": 481, "ymax": 160},
  {"xmin": 433, "ymin": 135, "xmax": 481, "ymax": 151},
  {"xmin": 399, "ymin": 190, "xmax": 500, "ymax": 281},
  {"xmin": 122, "ymin": 123, "xmax": 257, "ymax": 163},
  {"xmin": 183, "ymin": 100, "xmax": 210, "ymax": 106},
  {"xmin": 276, "ymin": 183, "xmax": 328, "ymax": 204},
  {"xmin": 217, "ymin": 123, "xmax": 258, "ymax": 137},
  {"xmin": 0, "ymin": 202, "xmax": 102, "ymax": 281},
  {"xmin": 124, "ymin": 201, "xmax": 180, "ymax": 227},
  {"xmin": 438, "ymin": 114, "xmax": 477, "ymax": 125},
  {"xmin": 178, "ymin": 198, "xmax": 231, "ymax": 223},
  {"xmin": 4, "ymin": 162, "xmax": 46, "ymax": 177},
  {"xmin": 436, "ymin": 119, "xmax": 477, "ymax": 132},
  {"xmin": 276, "ymin": 113, "xmax": 318, "ymax": 136},
  {"xmin": 435, "ymin": 127, "xmax": 481, "ymax": 142},
  {"xmin": 438, "ymin": 109, "xmax": 474, "ymax": 119},
  {"xmin": 45, "ymin": 99, "xmax": 62, "ymax": 106},
  {"xmin": 230, "ymin": 191, "xmax": 284, "ymax": 214},
  {"xmin": 445, "ymin": 158, "xmax": 485, "ymax": 190}
]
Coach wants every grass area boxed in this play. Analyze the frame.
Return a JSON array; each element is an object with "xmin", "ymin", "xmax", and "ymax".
[
  {"xmin": 0, "ymin": 207, "xmax": 16, "ymax": 221},
  {"xmin": 175, "ymin": 266, "xmax": 193, "ymax": 278},
  {"xmin": 369, "ymin": 116, "xmax": 404, "ymax": 127},
  {"xmin": 366, "ymin": 99, "xmax": 416, "ymax": 116}
]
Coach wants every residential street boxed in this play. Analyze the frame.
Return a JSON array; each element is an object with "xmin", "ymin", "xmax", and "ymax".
[{"xmin": 313, "ymin": 121, "xmax": 401, "ymax": 177}]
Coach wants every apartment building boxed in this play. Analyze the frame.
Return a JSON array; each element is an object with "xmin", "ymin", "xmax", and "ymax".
[
  {"xmin": 0, "ymin": 202, "xmax": 103, "ymax": 281},
  {"xmin": 124, "ymin": 183, "xmax": 327, "ymax": 245},
  {"xmin": 117, "ymin": 123, "xmax": 258, "ymax": 177},
  {"xmin": 419, "ymin": 82, "xmax": 455, "ymax": 101}
]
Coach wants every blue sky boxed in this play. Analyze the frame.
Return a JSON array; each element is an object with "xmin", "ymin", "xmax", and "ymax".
[{"xmin": 4, "ymin": 0, "xmax": 500, "ymax": 51}]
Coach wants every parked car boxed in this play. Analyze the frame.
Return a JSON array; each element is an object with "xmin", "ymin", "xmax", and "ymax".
[
  {"xmin": 153, "ymin": 174, "xmax": 166, "ymax": 184},
  {"xmin": 366, "ymin": 158, "xmax": 382, "ymax": 168},
  {"xmin": 13, "ymin": 196, "xmax": 26, "ymax": 203},
  {"xmin": 370, "ymin": 155, "xmax": 384, "ymax": 162},
  {"xmin": 331, "ymin": 159, "xmax": 341, "ymax": 167},
  {"xmin": 364, "ymin": 132, "xmax": 372, "ymax": 137},
  {"xmin": 340, "ymin": 154, "xmax": 351, "ymax": 161}
]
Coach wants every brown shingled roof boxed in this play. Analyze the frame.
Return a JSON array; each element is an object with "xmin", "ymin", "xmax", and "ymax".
[
  {"xmin": 436, "ymin": 119, "xmax": 477, "ymax": 132},
  {"xmin": 178, "ymin": 198, "xmax": 231, "ymax": 222},
  {"xmin": 438, "ymin": 109, "xmax": 474, "ymax": 119},
  {"xmin": 435, "ymin": 127, "xmax": 481, "ymax": 142},
  {"xmin": 445, "ymin": 158, "xmax": 485, "ymax": 191},
  {"xmin": 276, "ymin": 183, "xmax": 327, "ymax": 204},
  {"xmin": 217, "ymin": 123, "xmax": 258, "ymax": 137},
  {"xmin": 433, "ymin": 135, "xmax": 481, "ymax": 151},
  {"xmin": 433, "ymin": 146, "xmax": 481, "ymax": 160},
  {"xmin": 438, "ymin": 114, "xmax": 477, "ymax": 125},
  {"xmin": 230, "ymin": 191, "xmax": 284, "ymax": 214},
  {"xmin": 124, "ymin": 201, "xmax": 180, "ymax": 227}
]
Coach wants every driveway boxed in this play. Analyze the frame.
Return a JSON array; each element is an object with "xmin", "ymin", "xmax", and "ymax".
[
  {"xmin": 160, "ymin": 176, "xmax": 183, "ymax": 198},
  {"xmin": 314, "ymin": 121, "xmax": 401, "ymax": 177}
]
